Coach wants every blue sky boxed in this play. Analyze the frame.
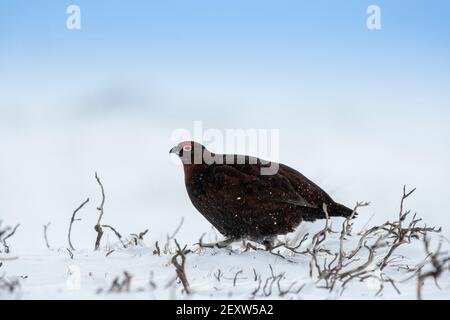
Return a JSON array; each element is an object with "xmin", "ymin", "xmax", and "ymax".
[
  {"xmin": 1, "ymin": 1, "xmax": 449, "ymax": 74},
  {"xmin": 0, "ymin": 0, "xmax": 449, "ymax": 124}
]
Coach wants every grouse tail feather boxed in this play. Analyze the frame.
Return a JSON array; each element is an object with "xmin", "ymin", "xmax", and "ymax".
[{"xmin": 330, "ymin": 202, "xmax": 357, "ymax": 219}]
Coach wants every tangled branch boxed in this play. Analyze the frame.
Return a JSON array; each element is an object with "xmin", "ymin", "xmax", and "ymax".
[
  {"xmin": 417, "ymin": 236, "xmax": 450, "ymax": 300},
  {"xmin": 171, "ymin": 239, "xmax": 191, "ymax": 294}
]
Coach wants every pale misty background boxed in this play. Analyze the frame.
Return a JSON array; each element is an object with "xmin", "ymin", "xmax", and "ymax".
[{"xmin": 1, "ymin": 1, "xmax": 449, "ymax": 253}]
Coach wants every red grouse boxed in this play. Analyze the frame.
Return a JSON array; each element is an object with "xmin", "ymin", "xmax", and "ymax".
[{"xmin": 170, "ymin": 141, "xmax": 355, "ymax": 247}]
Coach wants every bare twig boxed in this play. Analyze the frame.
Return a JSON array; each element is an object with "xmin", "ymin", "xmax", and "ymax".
[
  {"xmin": 0, "ymin": 275, "xmax": 21, "ymax": 294},
  {"xmin": 2, "ymin": 224, "xmax": 20, "ymax": 254},
  {"xmin": 214, "ymin": 269, "xmax": 223, "ymax": 282},
  {"xmin": 107, "ymin": 271, "xmax": 132, "ymax": 293},
  {"xmin": 169, "ymin": 217, "xmax": 184, "ymax": 239},
  {"xmin": 130, "ymin": 229, "xmax": 149, "ymax": 245},
  {"xmin": 171, "ymin": 239, "xmax": 191, "ymax": 294},
  {"xmin": 153, "ymin": 241, "xmax": 161, "ymax": 256},
  {"xmin": 102, "ymin": 224, "xmax": 126, "ymax": 248},
  {"xmin": 417, "ymin": 237, "xmax": 450, "ymax": 300},
  {"xmin": 242, "ymin": 240, "xmax": 296, "ymax": 263},
  {"xmin": 378, "ymin": 186, "xmax": 440, "ymax": 270},
  {"xmin": 94, "ymin": 172, "xmax": 105, "ymax": 250},
  {"xmin": 66, "ymin": 248, "xmax": 74, "ymax": 259},
  {"xmin": 277, "ymin": 278, "xmax": 297, "ymax": 297},
  {"xmin": 0, "ymin": 256, "xmax": 18, "ymax": 261},
  {"xmin": 164, "ymin": 218, "xmax": 184, "ymax": 253},
  {"xmin": 131, "ymin": 229, "xmax": 149, "ymax": 240},
  {"xmin": 233, "ymin": 270, "xmax": 243, "ymax": 287},
  {"xmin": 312, "ymin": 203, "xmax": 331, "ymax": 248},
  {"xmin": 251, "ymin": 275, "xmax": 262, "ymax": 297},
  {"xmin": 253, "ymin": 268, "xmax": 258, "ymax": 281},
  {"xmin": 149, "ymin": 271, "xmax": 157, "ymax": 289},
  {"xmin": 68, "ymin": 198, "xmax": 89, "ymax": 251},
  {"xmin": 262, "ymin": 265, "xmax": 284, "ymax": 297},
  {"xmin": 43, "ymin": 222, "xmax": 51, "ymax": 249},
  {"xmin": 269, "ymin": 232, "xmax": 310, "ymax": 255}
]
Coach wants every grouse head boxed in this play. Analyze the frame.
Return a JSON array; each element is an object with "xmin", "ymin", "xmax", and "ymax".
[{"xmin": 169, "ymin": 141, "xmax": 208, "ymax": 165}]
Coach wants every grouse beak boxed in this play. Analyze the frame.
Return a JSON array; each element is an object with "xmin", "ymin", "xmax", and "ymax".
[{"xmin": 169, "ymin": 146, "xmax": 181, "ymax": 156}]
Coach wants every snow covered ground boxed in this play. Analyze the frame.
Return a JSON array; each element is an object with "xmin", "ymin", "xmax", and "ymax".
[
  {"xmin": 1, "ymin": 113, "xmax": 449, "ymax": 300},
  {"xmin": 1, "ymin": 207, "xmax": 449, "ymax": 300}
]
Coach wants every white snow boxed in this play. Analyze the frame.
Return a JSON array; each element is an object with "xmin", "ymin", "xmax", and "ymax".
[
  {"xmin": 1, "ymin": 214, "xmax": 449, "ymax": 300},
  {"xmin": 1, "ymin": 114, "xmax": 449, "ymax": 300}
]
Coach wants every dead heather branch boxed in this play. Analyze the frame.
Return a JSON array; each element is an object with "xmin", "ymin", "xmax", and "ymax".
[
  {"xmin": 1, "ymin": 224, "xmax": 20, "ymax": 254},
  {"xmin": 169, "ymin": 217, "xmax": 184, "ymax": 239},
  {"xmin": 249, "ymin": 265, "xmax": 300, "ymax": 299},
  {"xmin": 241, "ymin": 240, "xmax": 296, "ymax": 263},
  {"xmin": 0, "ymin": 256, "xmax": 18, "ymax": 261},
  {"xmin": 92, "ymin": 173, "xmax": 134, "ymax": 251},
  {"xmin": 399, "ymin": 186, "xmax": 416, "ymax": 231},
  {"xmin": 267, "ymin": 232, "xmax": 310, "ymax": 256},
  {"xmin": 339, "ymin": 236, "xmax": 384, "ymax": 281},
  {"xmin": 306, "ymin": 187, "xmax": 442, "ymax": 295},
  {"xmin": 316, "ymin": 202, "xmax": 370, "ymax": 289},
  {"xmin": 286, "ymin": 232, "xmax": 310, "ymax": 251},
  {"xmin": 417, "ymin": 236, "xmax": 450, "ymax": 300},
  {"xmin": 43, "ymin": 222, "xmax": 51, "ymax": 249},
  {"xmin": 107, "ymin": 271, "xmax": 133, "ymax": 293},
  {"xmin": 312, "ymin": 203, "xmax": 332, "ymax": 249},
  {"xmin": 196, "ymin": 233, "xmax": 226, "ymax": 249},
  {"xmin": 159, "ymin": 185, "xmax": 444, "ymax": 298},
  {"xmin": 233, "ymin": 269, "xmax": 243, "ymax": 287},
  {"xmin": 251, "ymin": 275, "xmax": 262, "ymax": 297},
  {"xmin": 253, "ymin": 268, "xmax": 258, "ymax": 281},
  {"xmin": 277, "ymin": 278, "xmax": 301, "ymax": 297},
  {"xmin": 66, "ymin": 248, "xmax": 74, "ymax": 259},
  {"xmin": 102, "ymin": 224, "xmax": 126, "ymax": 248},
  {"xmin": 164, "ymin": 217, "xmax": 184, "ymax": 254},
  {"xmin": 153, "ymin": 241, "xmax": 161, "ymax": 256},
  {"xmin": 307, "ymin": 205, "xmax": 333, "ymax": 278},
  {"xmin": 214, "ymin": 269, "xmax": 223, "ymax": 282},
  {"xmin": 358, "ymin": 213, "xmax": 376, "ymax": 235},
  {"xmin": 130, "ymin": 229, "xmax": 149, "ymax": 246},
  {"xmin": 94, "ymin": 172, "xmax": 106, "ymax": 250},
  {"xmin": 0, "ymin": 221, "xmax": 8, "ymax": 240},
  {"xmin": 262, "ymin": 265, "xmax": 284, "ymax": 297},
  {"xmin": 68, "ymin": 198, "xmax": 89, "ymax": 251},
  {"xmin": 375, "ymin": 273, "xmax": 401, "ymax": 296},
  {"xmin": 338, "ymin": 202, "xmax": 371, "ymax": 259},
  {"xmin": 346, "ymin": 221, "xmax": 390, "ymax": 260},
  {"xmin": 171, "ymin": 239, "xmax": 191, "ymax": 294},
  {"xmin": 378, "ymin": 186, "xmax": 440, "ymax": 270},
  {"xmin": 149, "ymin": 271, "xmax": 157, "ymax": 289},
  {"xmin": 0, "ymin": 275, "xmax": 21, "ymax": 295}
]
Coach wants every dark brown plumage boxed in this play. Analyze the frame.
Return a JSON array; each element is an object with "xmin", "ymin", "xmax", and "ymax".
[{"xmin": 170, "ymin": 141, "xmax": 354, "ymax": 246}]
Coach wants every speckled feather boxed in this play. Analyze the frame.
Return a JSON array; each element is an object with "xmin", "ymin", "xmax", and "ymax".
[{"xmin": 171, "ymin": 142, "xmax": 354, "ymax": 242}]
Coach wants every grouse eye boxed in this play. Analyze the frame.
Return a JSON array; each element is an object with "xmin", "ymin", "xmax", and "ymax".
[{"xmin": 183, "ymin": 145, "xmax": 192, "ymax": 152}]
